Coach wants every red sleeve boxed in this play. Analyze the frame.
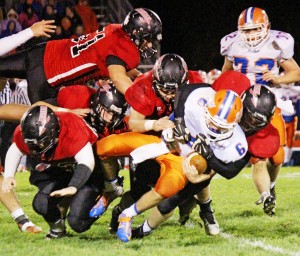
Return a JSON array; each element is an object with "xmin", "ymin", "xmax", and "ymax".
[
  {"xmin": 106, "ymin": 26, "xmax": 140, "ymax": 71},
  {"xmin": 187, "ymin": 70, "xmax": 203, "ymax": 83},
  {"xmin": 53, "ymin": 112, "xmax": 98, "ymax": 159},
  {"xmin": 212, "ymin": 70, "xmax": 250, "ymax": 96},
  {"xmin": 57, "ymin": 85, "xmax": 96, "ymax": 109},
  {"xmin": 247, "ymin": 124, "xmax": 280, "ymax": 158},
  {"xmin": 125, "ymin": 72, "xmax": 157, "ymax": 116}
]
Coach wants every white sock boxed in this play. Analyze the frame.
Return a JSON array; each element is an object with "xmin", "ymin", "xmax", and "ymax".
[
  {"xmin": 11, "ymin": 208, "xmax": 25, "ymax": 220},
  {"xmin": 122, "ymin": 203, "xmax": 139, "ymax": 217},
  {"xmin": 142, "ymin": 220, "xmax": 153, "ymax": 233},
  {"xmin": 270, "ymin": 182, "xmax": 276, "ymax": 189},
  {"xmin": 261, "ymin": 191, "xmax": 270, "ymax": 198}
]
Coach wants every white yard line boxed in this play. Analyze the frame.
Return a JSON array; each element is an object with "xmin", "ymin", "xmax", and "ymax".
[{"xmin": 221, "ymin": 232, "xmax": 300, "ymax": 256}]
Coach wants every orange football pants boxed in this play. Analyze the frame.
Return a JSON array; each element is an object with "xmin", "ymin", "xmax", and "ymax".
[
  {"xmin": 285, "ymin": 116, "xmax": 298, "ymax": 148},
  {"xmin": 96, "ymin": 132, "xmax": 187, "ymax": 198},
  {"xmin": 251, "ymin": 108, "xmax": 286, "ymax": 165}
]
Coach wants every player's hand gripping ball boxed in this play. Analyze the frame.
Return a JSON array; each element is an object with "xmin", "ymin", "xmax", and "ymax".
[{"xmin": 186, "ymin": 152, "xmax": 207, "ymax": 175}]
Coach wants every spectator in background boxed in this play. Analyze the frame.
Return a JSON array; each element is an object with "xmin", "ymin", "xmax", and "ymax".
[
  {"xmin": 65, "ymin": 5, "xmax": 82, "ymax": 34},
  {"xmin": 70, "ymin": 24, "xmax": 84, "ymax": 39},
  {"xmin": 60, "ymin": 16, "xmax": 72, "ymax": 38},
  {"xmin": 52, "ymin": 24, "xmax": 64, "ymax": 40},
  {"xmin": 41, "ymin": 4, "xmax": 57, "ymax": 22},
  {"xmin": 18, "ymin": 4, "xmax": 40, "ymax": 30},
  {"xmin": 0, "ymin": 8, "xmax": 22, "ymax": 34},
  {"xmin": 75, "ymin": 0, "xmax": 98, "ymax": 34},
  {"xmin": 0, "ymin": 20, "xmax": 18, "ymax": 41}
]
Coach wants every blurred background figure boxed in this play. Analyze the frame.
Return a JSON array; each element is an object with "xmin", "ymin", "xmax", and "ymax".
[
  {"xmin": 198, "ymin": 70, "xmax": 208, "ymax": 83},
  {"xmin": 74, "ymin": 0, "xmax": 98, "ymax": 34},
  {"xmin": 207, "ymin": 68, "xmax": 221, "ymax": 84},
  {"xmin": 0, "ymin": 8, "xmax": 22, "ymax": 34}
]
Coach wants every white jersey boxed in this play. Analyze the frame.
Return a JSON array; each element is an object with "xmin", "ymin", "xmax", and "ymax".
[
  {"xmin": 179, "ymin": 87, "xmax": 248, "ymax": 163},
  {"xmin": 220, "ymin": 30, "xmax": 294, "ymax": 85},
  {"xmin": 130, "ymin": 87, "xmax": 248, "ymax": 165},
  {"xmin": 272, "ymin": 85, "xmax": 300, "ymax": 119}
]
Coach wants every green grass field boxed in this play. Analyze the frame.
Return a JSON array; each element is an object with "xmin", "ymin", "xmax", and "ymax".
[{"xmin": 1, "ymin": 167, "xmax": 299, "ymax": 256}]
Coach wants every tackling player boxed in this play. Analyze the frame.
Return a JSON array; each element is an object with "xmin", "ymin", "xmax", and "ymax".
[{"xmin": 0, "ymin": 8, "xmax": 162, "ymax": 103}]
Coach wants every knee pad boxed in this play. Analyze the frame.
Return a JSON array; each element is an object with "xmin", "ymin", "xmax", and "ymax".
[
  {"xmin": 67, "ymin": 215, "xmax": 94, "ymax": 233},
  {"xmin": 32, "ymin": 192, "xmax": 49, "ymax": 216}
]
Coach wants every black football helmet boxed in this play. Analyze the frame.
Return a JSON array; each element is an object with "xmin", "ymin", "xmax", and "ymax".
[
  {"xmin": 240, "ymin": 84, "xmax": 276, "ymax": 135},
  {"xmin": 122, "ymin": 8, "xmax": 162, "ymax": 58},
  {"xmin": 153, "ymin": 53, "xmax": 188, "ymax": 103},
  {"xmin": 21, "ymin": 106, "xmax": 60, "ymax": 160},
  {"xmin": 90, "ymin": 82, "xmax": 128, "ymax": 133}
]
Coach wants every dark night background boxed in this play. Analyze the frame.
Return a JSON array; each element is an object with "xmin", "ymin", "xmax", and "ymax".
[{"xmin": 130, "ymin": 0, "xmax": 300, "ymax": 72}]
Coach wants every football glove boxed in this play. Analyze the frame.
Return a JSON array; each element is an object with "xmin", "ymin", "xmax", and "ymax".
[
  {"xmin": 174, "ymin": 117, "xmax": 191, "ymax": 143},
  {"xmin": 192, "ymin": 134, "xmax": 214, "ymax": 160}
]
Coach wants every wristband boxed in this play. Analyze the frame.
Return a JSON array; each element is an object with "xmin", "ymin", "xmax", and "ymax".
[{"xmin": 144, "ymin": 120, "xmax": 155, "ymax": 131}]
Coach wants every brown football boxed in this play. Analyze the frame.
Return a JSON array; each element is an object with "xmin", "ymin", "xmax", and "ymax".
[{"xmin": 186, "ymin": 152, "xmax": 207, "ymax": 174}]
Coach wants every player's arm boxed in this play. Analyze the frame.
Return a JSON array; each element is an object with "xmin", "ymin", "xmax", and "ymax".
[
  {"xmin": 128, "ymin": 107, "xmax": 174, "ymax": 133},
  {"xmin": 208, "ymin": 152, "xmax": 251, "ymax": 179},
  {"xmin": 33, "ymin": 101, "xmax": 89, "ymax": 118},
  {"xmin": 107, "ymin": 55, "xmax": 133, "ymax": 94},
  {"xmin": 50, "ymin": 142, "xmax": 95, "ymax": 197},
  {"xmin": 0, "ymin": 104, "xmax": 30, "ymax": 121},
  {"xmin": 262, "ymin": 58, "xmax": 300, "ymax": 85},
  {"xmin": 127, "ymin": 68, "xmax": 142, "ymax": 81},
  {"xmin": 222, "ymin": 57, "xmax": 234, "ymax": 73},
  {"xmin": 278, "ymin": 58, "xmax": 300, "ymax": 84},
  {"xmin": 2, "ymin": 143, "xmax": 24, "ymax": 192}
]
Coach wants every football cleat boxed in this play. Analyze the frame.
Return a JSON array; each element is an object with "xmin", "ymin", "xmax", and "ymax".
[
  {"xmin": 178, "ymin": 198, "xmax": 197, "ymax": 225},
  {"xmin": 89, "ymin": 195, "xmax": 108, "ymax": 218},
  {"xmin": 109, "ymin": 204, "xmax": 122, "ymax": 234},
  {"xmin": 45, "ymin": 229, "xmax": 67, "ymax": 240},
  {"xmin": 199, "ymin": 209, "xmax": 220, "ymax": 236},
  {"xmin": 131, "ymin": 224, "xmax": 152, "ymax": 239},
  {"xmin": 18, "ymin": 221, "xmax": 42, "ymax": 234},
  {"xmin": 15, "ymin": 214, "xmax": 42, "ymax": 234},
  {"xmin": 256, "ymin": 194, "xmax": 276, "ymax": 216},
  {"xmin": 116, "ymin": 213, "xmax": 133, "ymax": 243}
]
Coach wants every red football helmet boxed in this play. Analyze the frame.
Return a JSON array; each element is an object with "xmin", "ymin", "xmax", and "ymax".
[
  {"xmin": 238, "ymin": 7, "xmax": 270, "ymax": 48},
  {"xmin": 202, "ymin": 90, "xmax": 243, "ymax": 141}
]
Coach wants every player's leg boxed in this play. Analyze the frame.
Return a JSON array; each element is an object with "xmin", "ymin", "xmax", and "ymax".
[
  {"xmin": 30, "ymin": 168, "xmax": 72, "ymax": 239},
  {"xmin": 25, "ymin": 44, "xmax": 57, "ymax": 103},
  {"xmin": 91, "ymin": 133, "xmax": 161, "ymax": 218},
  {"xmin": 109, "ymin": 159, "xmax": 160, "ymax": 234},
  {"xmin": 195, "ymin": 186, "xmax": 220, "ymax": 236},
  {"xmin": 68, "ymin": 184, "xmax": 99, "ymax": 233}
]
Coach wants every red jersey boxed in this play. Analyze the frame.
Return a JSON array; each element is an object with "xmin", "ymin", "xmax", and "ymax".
[
  {"xmin": 57, "ymin": 85, "xmax": 129, "ymax": 137},
  {"xmin": 125, "ymin": 70, "xmax": 203, "ymax": 118},
  {"xmin": 212, "ymin": 70, "xmax": 251, "ymax": 96},
  {"xmin": 44, "ymin": 24, "xmax": 140, "ymax": 87},
  {"xmin": 246, "ymin": 123, "xmax": 280, "ymax": 159},
  {"xmin": 187, "ymin": 70, "xmax": 204, "ymax": 84},
  {"xmin": 13, "ymin": 112, "xmax": 98, "ymax": 161},
  {"xmin": 57, "ymin": 85, "xmax": 96, "ymax": 109}
]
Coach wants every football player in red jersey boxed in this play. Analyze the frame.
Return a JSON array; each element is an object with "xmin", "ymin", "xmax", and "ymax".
[
  {"xmin": 88, "ymin": 54, "xmax": 206, "ymax": 238},
  {"xmin": 0, "ymin": 8, "xmax": 162, "ymax": 104},
  {"xmin": 1, "ymin": 105, "xmax": 101, "ymax": 239}
]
